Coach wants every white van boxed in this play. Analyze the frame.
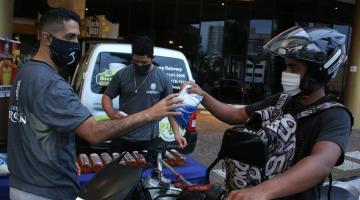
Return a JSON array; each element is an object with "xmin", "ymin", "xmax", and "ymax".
[{"xmin": 71, "ymin": 43, "xmax": 198, "ymax": 153}]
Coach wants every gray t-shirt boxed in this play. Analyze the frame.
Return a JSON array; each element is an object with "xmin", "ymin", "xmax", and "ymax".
[
  {"xmin": 104, "ymin": 65, "xmax": 173, "ymax": 141},
  {"xmin": 7, "ymin": 60, "xmax": 91, "ymax": 200}
]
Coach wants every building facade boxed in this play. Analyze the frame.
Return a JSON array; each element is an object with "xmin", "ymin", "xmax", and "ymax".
[
  {"xmin": 12, "ymin": 0, "xmax": 355, "ymax": 105},
  {"xmin": 83, "ymin": 0, "xmax": 354, "ymax": 104}
]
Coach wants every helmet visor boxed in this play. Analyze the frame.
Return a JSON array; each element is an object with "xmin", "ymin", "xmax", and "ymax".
[{"xmin": 264, "ymin": 26, "xmax": 327, "ymax": 63}]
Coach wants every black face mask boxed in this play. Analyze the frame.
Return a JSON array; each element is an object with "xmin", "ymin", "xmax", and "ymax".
[
  {"xmin": 133, "ymin": 63, "xmax": 152, "ymax": 75},
  {"xmin": 49, "ymin": 34, "xmax": 80, "ymax": 68}
]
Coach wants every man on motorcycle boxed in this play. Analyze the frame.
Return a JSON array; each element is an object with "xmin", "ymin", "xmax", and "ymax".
[{"xmin": 186, "ymin": 26, "xmax": 353, "ymax": 200}]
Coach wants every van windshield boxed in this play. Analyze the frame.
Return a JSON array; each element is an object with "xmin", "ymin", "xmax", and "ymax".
[{"xmin": 91, "ymin": 52, "xmax": 189, "ymax": 94}]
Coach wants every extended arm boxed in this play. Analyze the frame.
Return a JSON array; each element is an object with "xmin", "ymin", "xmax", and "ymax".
[
  {"xmin": 102, "ymin": 94, "xmax": 124, "ymax": 119},
  {"xmin": 185, "ymin": 81, "xmax": 248, "ymax": 125},
  {"xmin": 168, "ymin": 116, "xmax": 187, "ymax": 148},
  {"xmin": 225, "ymin": 141, "xmax": 342, "ymax": 200},
  {"xmin": 102, "ymin": 71, "xmax": 125, "ymax": 119},
  {"xmin": 77, "ymin": 94, "xmax": 182, "ymax": 144}
]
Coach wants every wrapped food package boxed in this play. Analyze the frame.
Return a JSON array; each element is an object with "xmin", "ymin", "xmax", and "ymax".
[
  {"xmin": 170, "ymin": 149, "xmax": 186, "ymax": 166},
  {"xmin": 123, "ymin": 152, "xmax": 137, "ymax": 167},
  {"xmin": 90, "ymin": 153, "xmax": 103, "ymax": 173},
  {"xmin": 164, "ymin": 150, "xmax": 177, "ymax": 166},
  {"xmin": 132, "ymin": 151, "xmax": 147, "ymax": 167},
  {"xmin": 100, "ymin": 152, "xmax": 112, "ymax": 165}
]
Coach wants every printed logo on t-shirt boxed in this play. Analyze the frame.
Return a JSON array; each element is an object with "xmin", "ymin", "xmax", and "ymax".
[
  {"xmin": 8, "ymin": 106, "xmax": 27, "ymax": 124},
  {"xmin": 146, "ymin": 83, "xmax": 159, "ymax": 94},
  {"xmin": 151, "ymin": 83, "xmax": 156, "ymax": 90},
  {"xmin": 8, "ymin": 80, "xmax": 27, "ymax": 125}
]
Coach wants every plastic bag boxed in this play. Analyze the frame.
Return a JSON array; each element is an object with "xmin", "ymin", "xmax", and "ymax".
[{"xmin": 175, "ymin": 85, "xmax": 203, "ymax": 129}]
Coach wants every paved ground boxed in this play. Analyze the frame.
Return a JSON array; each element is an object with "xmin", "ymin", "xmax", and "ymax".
[
  {"xmin": 334, "ymin": 129, "xmax": 360, "ymax": 179},
  {"xmin": 189, "ymin": 110, "xmax": 360, "ymax": 185}
]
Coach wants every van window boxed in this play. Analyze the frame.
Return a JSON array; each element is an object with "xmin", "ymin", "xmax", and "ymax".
[
  {"xmin": 91, "ymin": 52, "xmax": 131, "ymax": 94},
  {"xmin": 91, "ymin": 52, "xmax": 189, "ymax": 94}
]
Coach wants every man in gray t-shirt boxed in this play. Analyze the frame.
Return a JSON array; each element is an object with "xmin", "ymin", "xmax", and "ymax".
[
  {"xmin": 102, "ymin": 36, "xmax": 187, "ymax": 152},
  {"xmin": 8, "ymin": 60, "xmax": 91, "ymax": 199},
  {"xmin": 8, "ymin": 9, "xmax": 182, "ymax": 200}
]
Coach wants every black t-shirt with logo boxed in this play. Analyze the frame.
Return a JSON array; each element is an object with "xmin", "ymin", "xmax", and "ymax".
[{"xmin": 246, "ymin": 93, "xmax": 352, "ymax": 200}]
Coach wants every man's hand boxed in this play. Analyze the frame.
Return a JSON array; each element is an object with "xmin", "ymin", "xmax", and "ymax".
[
  {"xmin": 109, "ymin": 110, "xmax": 123, "ymax": 120},
  {"xmin": 175, "ymin": 134, "xmax": 187, "ymax": 149},
  {"xmin": 225, "ymin": 187, "xmax": 269, "ymax": 200},
  {"xmin": 182, "ymin": 81, "xmax": 206, "ymax": 96},
  {"xmin": 145, "ymin": 93, "xmax": 183, "ymax": 121}
]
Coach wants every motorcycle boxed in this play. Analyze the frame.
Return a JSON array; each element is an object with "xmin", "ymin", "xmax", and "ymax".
[
  {"xmin": 76, "ymin": 142, "xmax": 226, "ymax": 200},
  {"xmin": 74, "ymin": 138, "xmax": 360, "ymax": 200}
]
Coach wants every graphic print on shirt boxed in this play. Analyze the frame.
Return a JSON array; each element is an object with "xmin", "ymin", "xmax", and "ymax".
[
  {"xmin": 146, "ymin": 82, "xmax": 159, "ymax": 95},
  {"xmin": 8, "ymin": 80, "xmax": 27, "ymax": 124}
]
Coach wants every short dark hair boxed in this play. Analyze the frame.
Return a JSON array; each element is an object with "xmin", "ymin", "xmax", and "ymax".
[
  {"xmin": 39, "ymin": 8, "xmax": 80, "ymax": 33},
  {"xmin": 132, "ymin": 36, "xmax": 154, "ymax": 58}
]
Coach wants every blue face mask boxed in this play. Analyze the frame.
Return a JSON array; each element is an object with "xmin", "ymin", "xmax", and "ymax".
[{"xmin": 49, "ymin": 34, "xmax": 80, "ymax": 67}]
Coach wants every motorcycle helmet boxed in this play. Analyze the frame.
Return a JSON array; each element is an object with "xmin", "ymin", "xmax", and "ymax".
[{"xmin": 264, "ymin": 26, "xmax": 348, "ymax": 95}]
